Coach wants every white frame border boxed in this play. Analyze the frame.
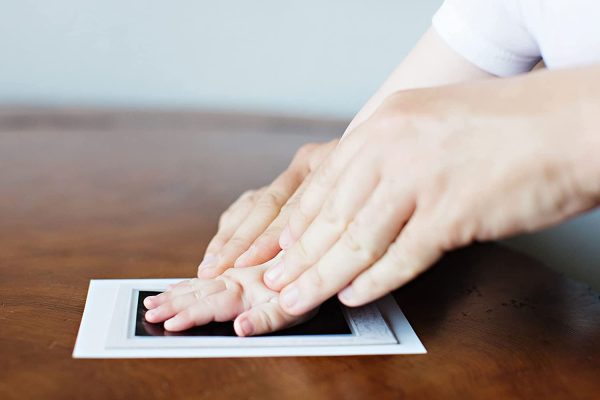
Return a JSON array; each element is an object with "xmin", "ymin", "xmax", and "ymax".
[
  {"xmin": 106, "ymin": 285, "xmax": 398, "ymax": 348},
  {"xmin": 73, "ymin": 279, "xmax": 427, "ymax": 358}
]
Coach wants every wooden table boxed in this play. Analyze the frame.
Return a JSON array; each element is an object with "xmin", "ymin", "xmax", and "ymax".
[{"xmin": 1, "ymin": 108, "xmax": 599, "ymax": 399}]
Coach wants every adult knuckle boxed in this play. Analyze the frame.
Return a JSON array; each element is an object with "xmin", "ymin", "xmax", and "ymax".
[
  {"xmin": 314, "ymin": 161, "xmax": 336, "ymax": 187},
  {"xmin": 297, "ymin": 142, "xmax": 317, "ymax": 158},
  {"xmin": 238, "ymin": 189, "xmax": 257, "ymax": 204},
  {"xmin": 218, "ymin": 211, "xmax": 232, "ymax": 227},
  {"xmin": 320, "ymin": 199, "xmax": 343, "ymax": 228},
  {"xmin": 431, "ymin": 210, "xmax": 466, "ymax": 250},
  {"xmin": 381, "ymin": 175, "xmax": 407, "ymax": 203},
  {"xmin": 387, "ymin": 241, "xmax": 407, "ymax": 268},
  {"xmin": 372, "ymin": 100, "xmax": 414, "ymax": 131},
  {"xmin": 441, "ymin": 227, "xmax": 462, "ymax": 250},
  {"xmin": 237, "ymin": 190, "xmax": 251, "ymax": 200},
  {"xmin": 284, "ymin": 240, "xmax": 314, "ymax": 274},
  {"xmin": 308, "ymin": 156, "xmax": 326, "ymax": 172},
  {"xmin": 211, "ymin": 233, "xmax": 227, "ymax": 246},
  {"xmin": 341, "ymin": 226, "xmax": 378, "ymax": 264},
  {"xmin": 256, "ymin": 187, "xmax": 270, "ymax": 198},
  {"xmin": 305, "ymin": 267, "xmax": 325, "ymax": 291},
  {"xmin": 225, "ymin": 236, "xmax": 249, "ymax": 251},
  {"xmin": 258, "ymin": 227, "xmax": 279, "ymax": 243},
  {"xmin": 278, "ymin": 199, "xmax": 295, "ymax": 215},
  {"xmin": 386, "ymin": 244, "xmax": 419, "ymax": 285},
  {"xmin": 355, "ymin": 271, "xmax": 382, "ymax": 297},
  {"xmin": 285, "ymin": 187, "xmax": 304, "ymax": 206},
  {"xmin": 292, "ymin": 237, "xmax": 311, "ymax": 262},
  {"xmin": 396, "ymin": 265, "xmax": 418, "ymax": 287},
  {"xmin": 381, "ymin": 91, "xmax": 416, "ymax": 113},
  {"xmin": 320, "ymin": 139, "xmax": 338, "ymax": 152},
  {"xmin": 291, "ymin": 202, "xmax": 311, "ymax": 231},
  {"xmin": 309, "ymin": 139, "xmax": 339, "ymax": 166},
  {"xmin": 258, "ymin": 189, "xmax": 286, "ymax": 210},
  {"xmin": 296, "ymin": 195, "xmax": 313, "ymax": 220}
]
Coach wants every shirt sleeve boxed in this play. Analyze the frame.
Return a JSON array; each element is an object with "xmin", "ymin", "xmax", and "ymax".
[{"xmin": 432, "ymin": 0, "xmax": 542, "ymax": 77}]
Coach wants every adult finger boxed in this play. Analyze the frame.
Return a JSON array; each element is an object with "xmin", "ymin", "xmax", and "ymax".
[
  {"xmin": 338, "ymin": 213, "xmax": 442, "ymax": 307},
  {"xmin": 282, "ymin": 126, "xmax": 369, "ymax": 247},
  {"xmin": 277, "ymin": 183, "xmax": 414, "ymax": 315},
  {"xmin": 233, "ymin": 140, "xmax": 340, "ymax": 268},
  {"xmin": 234, "ymin": 176, "xmax": 311, "ymax": 268},
  {"xmin": 198, "ymin": 189, "xmax": 264, "ymax": 277},
  {"xmin": 217, "ymin": 166, "xmax": 304, "ymax": 269},
  {"xmin": 265, "ymin": 148, "xmax": 380, "ymax": 291}
]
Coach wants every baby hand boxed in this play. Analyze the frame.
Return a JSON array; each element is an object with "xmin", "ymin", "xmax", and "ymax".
[{"xmin": 143, "ymin": 255, "xmax": 311, "ymax": 336}]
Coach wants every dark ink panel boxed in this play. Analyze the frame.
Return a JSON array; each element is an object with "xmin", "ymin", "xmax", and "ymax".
[{"xmin": 136, "ymin": 291, "xmax": 352, "ymax": 337}]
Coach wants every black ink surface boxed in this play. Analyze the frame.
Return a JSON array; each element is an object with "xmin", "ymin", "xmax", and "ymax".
[{"xmin": 135, "ymin": 291, "xmax": 352, "ymax": 337}]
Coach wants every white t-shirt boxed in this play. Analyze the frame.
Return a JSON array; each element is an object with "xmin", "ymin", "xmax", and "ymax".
[{"xmin": 432, "ymin": 0, "xmax": 600, "ymax": 76}]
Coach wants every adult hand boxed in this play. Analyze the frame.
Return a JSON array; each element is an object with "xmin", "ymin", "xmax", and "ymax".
[
  {"xmin": 197, "ymin": 139, "xmax": 338, "ymax": 278},
  {"xmin": 263, "ymin": 71, "xmax": 600, "ymax": 315}
]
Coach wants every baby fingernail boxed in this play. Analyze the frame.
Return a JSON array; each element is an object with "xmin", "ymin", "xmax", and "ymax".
[
  {"xmin": 281, "ymin": 286, "xmax": 299, "ymax": 309},
  {"xmin": 143, "ymin": 296, "xmax": 154, "ymax": 308},
  {"xmin": 163, "ymin": 318, "xmax": 175, "ymax": 330},
  {"xmin": 279, "ymin": 226, "xmax": 293, "ymax": 249},
  {"xmin": 240, "ymin": 318, "xmax": 255, "ymax": 336},
  {"xmin": 199, "ymin": 253, "xmax": 218, "ymax": 269},
  {"xmin": 164, "ymin": 315, "xmax": 183, "ymax": 331},
  {"xmin": 265, "ymin": 261, "xmax": 284, "ymax": 283},
  {"xmin": 145, "ymin": 310, "xmax": 156, "ymax": 320},
  {"xmin": 234, "ymin": 245, "xmax": 256, "ymax": 268}
]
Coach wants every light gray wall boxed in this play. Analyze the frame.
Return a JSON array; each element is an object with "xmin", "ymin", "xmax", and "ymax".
[
  {"xmin": 0, "ymin": 0, "xmax": 441, "ymax": 118},
  {"xmin": 1, "ymin": 0, "xmax": 598, "ymax": 290}
]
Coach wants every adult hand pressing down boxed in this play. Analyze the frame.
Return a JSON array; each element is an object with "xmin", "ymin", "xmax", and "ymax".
[
  {"xmin": 197, "ymin": 139, "xmax": 338, "ymax": 278},
  {"xmin": 264, "ymin": 66, "xmax": 600, "ymax": 316}
]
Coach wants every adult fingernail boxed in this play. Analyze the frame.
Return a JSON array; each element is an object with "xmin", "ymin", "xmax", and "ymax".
[
  {"xmin": 239, "ymin": 318, "xmax": 255, "ymax": 336},
  {"xmin": 279, "ymin": 226, "xmax": 293, "ymax": 249},
  {"xmin": 338, "ymin": 286, "xmax": 354, "ymax": 303},
  {"xmin": 265, "ymin": 260, "xmax": 284, "ymax": 283},
  {"xmin": 280, "ymin": 286, "xmax": 299, "ymax": 309},
  {"xmin": 234, "ymin": 245, "xmax": 256, "ymax": 268},
  {"xmin": 199, "ymin": 253, "xmax": 218, "ymax": 269}
]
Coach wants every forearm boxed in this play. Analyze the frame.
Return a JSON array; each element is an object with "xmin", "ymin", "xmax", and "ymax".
[
  {"xmin": 537, "ymin": 66, "xmax": 600, "ymax": 203},
  {"xmin": 455, "ymin": 64, "xmax": 600, "ymax": 183},
  {"xmin": 342, "ymin": 28, "xmax": 493, "ymax": 136}
]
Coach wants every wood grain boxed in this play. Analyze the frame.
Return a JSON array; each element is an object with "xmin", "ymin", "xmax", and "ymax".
[{"xmin": 0, "ymin": 108, "xmax": 598, "ymax": 400}]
